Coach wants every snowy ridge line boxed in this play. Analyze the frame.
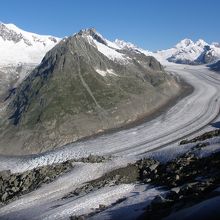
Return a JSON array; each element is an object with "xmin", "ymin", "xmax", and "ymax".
[
  {"xmin": 82, "ymin": 33, "xmax": 129, "ymax": 64},
  {"xmin": 0, "ymin": 22, "xmax": 60, "ymax": 65}
]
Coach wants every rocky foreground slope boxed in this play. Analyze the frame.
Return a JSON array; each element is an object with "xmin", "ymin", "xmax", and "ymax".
[
  {"xmin": 0, "ymin": 129, "xmax": 220, "ymax": 220},
  {"xmin": 0, "ymin": 28, "xmax": 181, "ymax": 155}
]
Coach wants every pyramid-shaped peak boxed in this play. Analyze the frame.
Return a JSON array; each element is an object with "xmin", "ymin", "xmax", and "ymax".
[{"xmin": 78, "ymin": 28, "xmax": 97, "ymax": 35}]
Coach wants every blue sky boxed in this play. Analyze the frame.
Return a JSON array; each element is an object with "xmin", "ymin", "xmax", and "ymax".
[{"xmin": 1, "ymin": 0, "xmax": 219, "ymax": 51}]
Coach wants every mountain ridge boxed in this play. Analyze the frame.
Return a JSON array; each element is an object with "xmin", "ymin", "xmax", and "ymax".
[
  {"xmin": 155, "ymin": 38, "xmax": 220, "ymax": 64},
  {"xmin": 0, "ymin": 22, "xmax": 61, "ymax": 65},
  {"xmin": 1, "ymin": 22, "xmax": 219, "ymax": 66}
]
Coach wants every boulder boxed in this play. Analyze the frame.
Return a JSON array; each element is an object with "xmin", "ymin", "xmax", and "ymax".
[
  {"xmin": 151, "ymin": 195, "xmax": 172, "ymax": 206},
  {"xmin": 171, "ymin": 187, "xmax": 181, "ymax": 194},
  {"xmin": 0, "ymin": 170, "xmax": 11, "ymax": 181},
  {"xmin": 1, "ymin": 192, "xmax": 8, "ymax": 202}
]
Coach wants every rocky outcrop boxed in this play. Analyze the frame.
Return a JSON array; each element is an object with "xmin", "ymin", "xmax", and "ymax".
[
  {"xmin": 63, "ymin": 163, "xmax": 139, "ymax": 201},
  {"xmin": 138, "ymin": 131, "xmax": 220, "ymax": 219},
  {"xmin": 0, "ymin": 161, "xmax": 74, "ymax": 205},
  {"xmin": 139, "ymin": 152, "xmax": 220, "ymax": 219},
  {"xmin": 180, "ymin": 129, "xmax": 220, "ymax": 145},
  {"xmin": 208, "ymin": 60, "xmax": 220, "ymax": 72},
  {"xmin": 0, "ymin": 155, "xmax": 106, "ymax": 205}
]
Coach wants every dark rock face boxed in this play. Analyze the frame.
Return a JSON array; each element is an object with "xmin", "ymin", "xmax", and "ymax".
[
  {"xmin": 195, "ymin": 45, "xmax": 213, "ymax": 64},
  {"xmin": 208, "ymin": 60, "xmax": 220, "ymax": 72},
  {"xmin": 0, "ymin": 29, "xmax": 180, "ymax": 155},
  {"xmin": 0, "ymin": 161, "xmax": 74, "ymax": 205}
]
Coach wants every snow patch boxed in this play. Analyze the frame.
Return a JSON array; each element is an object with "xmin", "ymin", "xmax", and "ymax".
[
  {"xmin": 38, "ymin": 184, "xmax": 135, "ymax": 220},
  {"xmin": 96, "ymin": 68, "xmax": 117, "ymax": 77},
  {"xmin": 90, "ymin": 184, "xmax": 164, "ymax": 220},
  {"xmin": 88, "ymin": 36, "xmax": 128, "ymax": 63}
]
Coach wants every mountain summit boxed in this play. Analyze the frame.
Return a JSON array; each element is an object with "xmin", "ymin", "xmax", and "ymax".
[
  {"xmin": 0, "ymin": 23, "xmax": 61, "ymax": 101},
  {"xmin": 0, "ymin": 22, "xmax": 60, "ymax": 65},
  {"xmin": 0, "ymin": 28, "xmax": 181, "ymax": 154},
  {"xmin": 156, "ymin": 38, "xmax": 220, "ymax": 64}
]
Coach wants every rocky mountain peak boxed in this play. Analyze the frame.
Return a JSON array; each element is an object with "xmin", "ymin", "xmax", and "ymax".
[
  {"xmin": 78, "ymin": 28, "xmax": 97, "ymax": 35},
  {"xmin": 78, "ymin": 28, "xmax": 107, "ymax": 45}
]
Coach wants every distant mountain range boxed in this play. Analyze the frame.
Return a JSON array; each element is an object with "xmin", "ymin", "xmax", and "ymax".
[
  {"xmin": 1, "ymin": 22, "xmax": 220, "ymax": 67},
  {"xmin": 113, "ymin": 38, "xmax": 220, "ymax": 65},
  {"xmin": 156, "ymin": 39, "xmax": 220, "ymax": 65}
]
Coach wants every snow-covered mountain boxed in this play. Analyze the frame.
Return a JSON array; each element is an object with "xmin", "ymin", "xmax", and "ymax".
[
  {"xmin": 2, "ymin": 22, "xmax": 220, "ymax": 68},
  {"xmin": 0, "ymin": 22, "xmax": 61, "ymax": 65},
  {"xmin": 155, "ymin": 39, "xmax": 220, "ymax": 65},
  {"xmin": 99, "ymin": 37, "xmax": 220, "ymax": 66},
  {"xmin": 0, "ymin": 22, "xmax": 61, "ymax": 100}
]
